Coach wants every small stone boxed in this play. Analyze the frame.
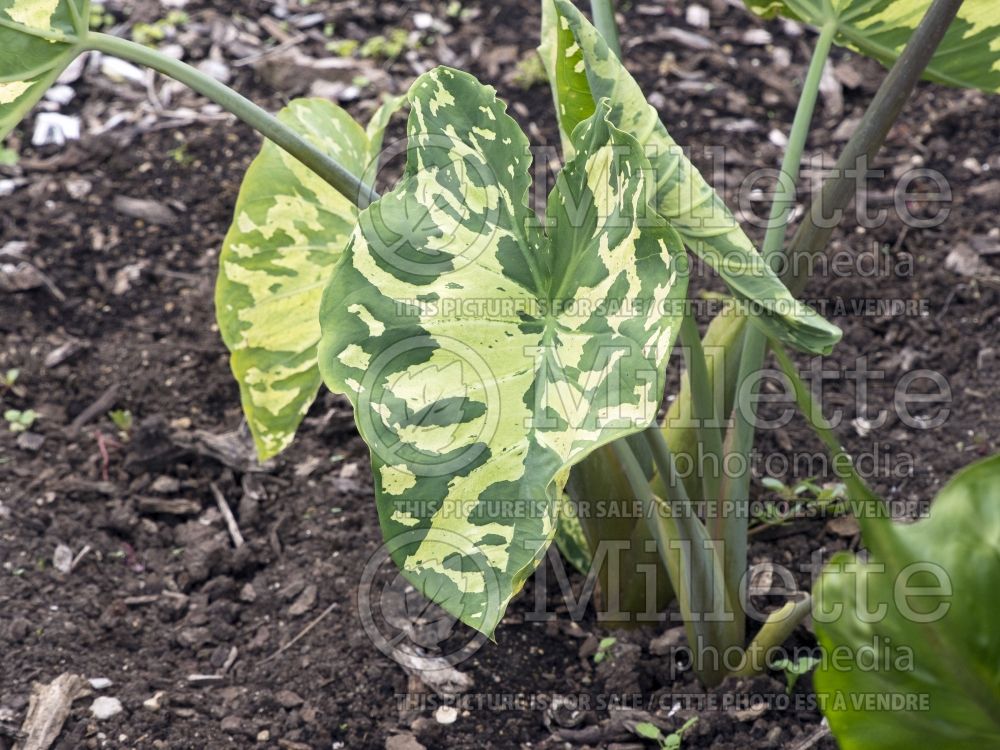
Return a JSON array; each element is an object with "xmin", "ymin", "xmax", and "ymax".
[
  {"xmin": 288, "ymin": 584, "xmax": 317, "ymax": 617},
  {"xmin": 90, "ymin": 696, "xmax": 123, "ymax": 720},
  {"xmin": 275, "ymin": 690, "xmax": 304, "ymax": 709},
  {"xmin": 434, "ymin": 705, "xmax": 458, "ymax": 725},
  {"xmin": 649, "ymin": 626, "xmax": 686, "ymax": 656},
  {"xmin": 239, "ymin": 583, "xmax": 257, "ymax": 603},
  {"xmin": 7, "ymin": 617, "xmax": 31, "ymax": 642},
  {"xmin": 150, "ymin": 476, "xmax": 181, "ymax": 494},
  {"xmin": 221, "ymin": 715, "xmax": 245, "ymax": 733},
  {"xmin": 826, "ymin": 515, "xmax": 860, "ymax": 537},
  {"xmin": 89, "ymin": 677, "xmax": 113, "ymax": 690},
  {"xmin": 53, "ymin": 544, "xmax": 74, "ymax": 573},
  {"xmin": 177, "ymin": 626, "xmax": 211, "ymax": 649},
  {"xmin": 684, "ymin": 4, "xmax": 709, "ymax": 28},
  {"xmin": 16, "ymin": 432, "xmax": 45, "ymax": 452},
  {"xmin": 386, "ymin": 733, "xmax": 427, "ymax": 750},
  {"xmin": 143, "ymin": 692, "xmax": 166, "ymax": 711},
  {"xmin": 257, "ymin": 730, "xmax": 270, "ymax": 742}
]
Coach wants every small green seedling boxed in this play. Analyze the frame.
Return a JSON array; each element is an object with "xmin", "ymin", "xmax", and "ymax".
[
  {"xmin": 4, "ymin": 409, "xmax": 37, "ymax": 433},
  {"xmin": 753, "ymin": 477, "xmax": 848, "ymax": 531},
  {"xmin": 634, "ymin": 718, "xmax": 698, "ymax": 750},
  {"xmin": 108, "ymin": 409, "xmax": 134, "ymax": 434},
  {"xmin": 771, "ymin": 655, "xmax": 821, "ymax": 694},
  {"xmin": 132, "ymin": 10, "xmax": 189, "ymax": 46},
  {"xmin": 0, "ymin": 369, "xmax": 20, "ymax": 388},
  {"xmin": 0, "ymin": 147, "xmax": 17, "ymax": 166},
  {"xmin": 593, "ymin": 637, "xmax": 617, "ymax": 664},
  {"xmin": 359, "ymin": 28, "xmax": 413, "ymax": 60}
]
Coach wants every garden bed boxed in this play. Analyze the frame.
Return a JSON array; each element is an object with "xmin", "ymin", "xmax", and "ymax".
[{"xmin": 1, "ymin": 0, "xmax": 997, "ymax": 748}]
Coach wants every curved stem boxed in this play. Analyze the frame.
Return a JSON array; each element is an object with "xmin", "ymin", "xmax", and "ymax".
[
  {"xmin": 760, "ymin": 20, "xmax": 837, "ymax": 266},
  {"xmin": 782, "ymin": 0, "xmax": 964, "ymax": 293},
  {"xmin": 721, "ymin": 22, "xmax": 837, "ymax": 635},
  {"xmin": 679, "ymin": 315, "xmax": 723, "ymax": 502},
  {"xmin": 731, "ymin": 593, "xmax": 812, "ymax": 677},
  {"xmin": 85, "ymin": 32, "xmax": 377, "ymax": 208}
]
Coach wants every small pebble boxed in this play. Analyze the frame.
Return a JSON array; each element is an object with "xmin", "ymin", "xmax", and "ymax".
[
  {"xmin": 275, "ymin": 689, "xmax": 304, "ymax": 709},
  {"xmin": 88, "ymin": 677, "xmax": 113, "ymax": 690},
  {"xmin": 90, "ymin": 696, "xmax": 123, "ymax": 720},
  {"xmin": 434, "ymin": 705, "xmax": 458, "ymax": 725},
  {"xmin": 143, "ymin": 692, "xmax": 165, "ymax": 711}
]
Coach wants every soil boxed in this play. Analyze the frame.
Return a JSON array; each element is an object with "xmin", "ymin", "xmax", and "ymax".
[{"xmin": 1, "ymin": 1, "xmax": 998, "ymax": 749}]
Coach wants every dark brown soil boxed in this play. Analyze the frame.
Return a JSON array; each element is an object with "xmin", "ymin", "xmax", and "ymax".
[{"xmin": 1, "ymin": 1, "xmax": 998, "ymax": 749}]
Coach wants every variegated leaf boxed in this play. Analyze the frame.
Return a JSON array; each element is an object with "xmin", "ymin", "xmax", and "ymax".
[
  {"xmin": 745, "ymin": 0, "xmax": 1000, "ymax": 94},
  {"xmin": 0, "ymin": 0, "xmax": 87, "ymax": 139},
  {"xmin": 318, "ymin": 67, "xmax": 689, "ymax": 635},
  {"xmin": 216, "ymin": 97, "xmax": 403, "ymax": 460},
  {"xmin": 543, "ymin": 0, "xmax": 842, "ymax": 356},
  {"xmin": 554, "ymin": 492, "xmax": 591, "ymax": 575}
]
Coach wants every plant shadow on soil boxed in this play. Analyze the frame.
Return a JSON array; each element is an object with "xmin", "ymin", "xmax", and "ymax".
[{"xmin": 0, "ymin": 0, "xmax": 997, "ymax": 748}]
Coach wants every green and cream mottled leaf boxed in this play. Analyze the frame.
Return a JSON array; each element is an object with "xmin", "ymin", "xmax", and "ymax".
[
  {"xmin": 0, "ymin": 0, "xmax": 87, "ymax": 139},
  {"xmin": 319, "ymin": 66, "xmax": 688, "ymax": 635},
  {"xmin": 554, "ymin": 492, "xmax": 591, "ymax": 575},
  {"xmin": 814, "ymin": 455, "xmax": 1000, "ymax": 749},
  {"xmin": 543, "ymin": 0, "xmax": 842, "ymax": 356},
  {"xmin": 744, "ymin": 0, "xmax": 1000, "ymax": 94},
  {"xmin": 215, "ymin": 97, "xmax": 402, "ymax": 460}
]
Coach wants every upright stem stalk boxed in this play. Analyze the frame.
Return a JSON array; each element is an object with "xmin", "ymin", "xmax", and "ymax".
[
  {"xmin": 589, "ymin": 0, "xmax": 622, "ymax": 58},
  {"xmin": 721, "ymin": 21, "xmax": 837, "ymax": 630},
  {"xmin": 85, "ymin": 32, "xmax": 377, "ymax": 208},
  {"xmin": 783, "ymin": 0, "xmax": 965, "ymax": 292},
  {"xmin": 760, "ymin": 21, "xmax": 838, "ymax": 266}
]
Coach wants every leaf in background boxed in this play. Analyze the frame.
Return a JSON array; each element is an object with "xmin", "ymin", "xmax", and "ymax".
[
  {"xmin": 215, "ymin": 96, "xmax": 403, "ymax": 460},
  {"xmin": 554, "ymin": 492, "xmax": 591, "ymax": 575},
  {"xmin": 319, "ymin": 66, "xmax": 688, "ymax": 635},
  {"xmin": 542, "ymin": 0, "xmax": 842, "ymax": 356},
  {"xmin": 744, "ymin": 0, "xmax": 1000, "ymax": 94},
  {"xmin": 0, "ymin": 0, "xmax": 87, "ymax": 139},
  {"xmin": 814, "ymin": 454, "xmax": 1000, "ymax": 749}
]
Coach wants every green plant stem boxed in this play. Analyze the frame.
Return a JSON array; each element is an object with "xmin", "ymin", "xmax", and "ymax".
[
  {"xmin": 85, "ymin": 32, "xmax": 377, "ymax": 208},
  {"xmin": 760, "ymin": 20, "xmax": 837, "ymax": 267},
  {"xmin": 732, "ymin": 594, "xmax": 812, "ymax": 677},
  {"xmin": 589, "ymin": 0, "xmax": 622, "ymax": 59},
  {"xmin": 679, "ymin": 315, "xmax": 723, "ymax": 503},
  {"xmin": 782, "ymin": 0, "xmax": 965, "ymax": 294},
  {"xmin": 720, "ymin": 21, "xmax": 837, "ymax": 639},
  {"xmin": 643, "ymin": 427, "xmax": 691, "ymax": 507}
]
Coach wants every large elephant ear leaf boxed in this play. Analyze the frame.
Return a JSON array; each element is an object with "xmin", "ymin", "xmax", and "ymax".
[
  {"xmin": 0, "ymin": 0, "xmax": 88, "ymax": 139},
  {"xmin": 215, "ymin": 96, "xmax": 403, "ymax": 461},
  {"xmin": 744, "ymin": 0, "xmax": 1000, "ymax": 94},
  {"xmin": 543, "ymin": 0, "xmax": 841, "ymax": 356},
  {"xmin": 813, "ymin": 455, "xmax": 1000, "ymax": 750},
  {"xmin": 318, "ymin": 66, "xmax": 688, "ymax": 635}
]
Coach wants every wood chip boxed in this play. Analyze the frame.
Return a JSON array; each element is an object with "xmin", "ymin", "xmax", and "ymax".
[
  {"xmin": 210, "ymin": 483, "xmax": 245, "ymax": 548},
  {"xmin": 112, "ymin": 196, "xmax": 177, "ymax": 225},
  {"xmin": 137, "ymin": 497, "xmax": 202, "ymax": 515},
  {"xmin": 17, "ymin": 673, "xmax": 87, "ymax": 750},
  {"xmin": 67, "ymin": 384, "xmax": 119, "ymax": 436}
]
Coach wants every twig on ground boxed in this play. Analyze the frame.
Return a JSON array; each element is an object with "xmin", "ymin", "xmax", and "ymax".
[
  {"xmin": 789, "ymin": 722, "xmax": 831, "ymax": 750},
  {"xmin": 210, "ymin": 482, "xmax": 245, "ymax": 548},
  {"xmin": 262, "ymin": 601, "xmax": 338, "ymax": 664},
  {"xmin": 68, "ymin": 384, "xmax": 119, "ymax": 435},
  {"xmin": 69, "ymin": 544, "xmax": 92, "ymax": 572}
]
